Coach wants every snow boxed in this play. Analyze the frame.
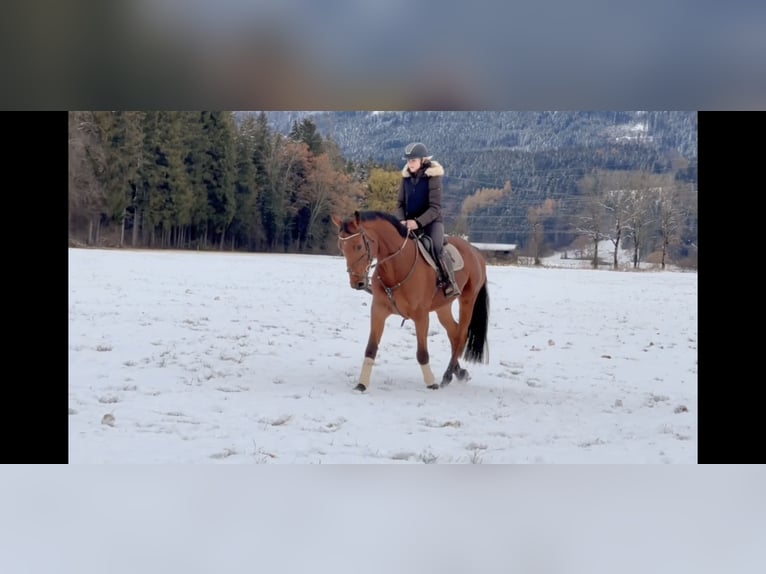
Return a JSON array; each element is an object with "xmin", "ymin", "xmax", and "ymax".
[{"xmin": 68, "ymin": 246, "xmax": 697, "ymax": 463}]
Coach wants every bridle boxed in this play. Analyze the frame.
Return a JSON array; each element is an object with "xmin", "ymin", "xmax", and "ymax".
[
  {"xmin": 338, "ymin": 230, "xmax": 373, "ymax": 291},
  {"xmin": 338, "ymin": 226, "xmax": 419, "ymax": 317}
]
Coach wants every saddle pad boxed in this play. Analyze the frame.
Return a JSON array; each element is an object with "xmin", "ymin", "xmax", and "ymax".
[{"xmin": 416, "ymin": 240, "xmax": 464, "ymax": 271}]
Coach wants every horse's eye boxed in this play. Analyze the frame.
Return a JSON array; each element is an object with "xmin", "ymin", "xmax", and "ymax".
[{"xmin": 355, "ymin": 245, "xmax": 362, "ymax": 251}]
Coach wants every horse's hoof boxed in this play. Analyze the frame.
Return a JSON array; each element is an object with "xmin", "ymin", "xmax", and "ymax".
[
  {"xmin": 353, "ymin": 384, "xmax": 367, "ymax": 392},
  {"xmin": 440, "ymin": 379, "xmax": 451, "ymax": 388},
  {"xmin": 455, "ymin": 368, "xmax": 470, "ymax": 381},
  {"xmin": 427, "ymin": 384, "xmax": 440, "ymax": 390}
]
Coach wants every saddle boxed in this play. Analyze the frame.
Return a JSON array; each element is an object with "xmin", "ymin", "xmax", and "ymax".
[{"xmin": 415, "ymin": 234, "xmax": 464, "ymax": 273}]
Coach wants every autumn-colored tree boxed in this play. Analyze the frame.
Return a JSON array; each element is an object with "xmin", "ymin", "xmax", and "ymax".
[
  {"xmin": 296, "ymin": 152, "xmax": 365, "ymax": 250},
  {"xmin": 363, "ymin": 167, "xmax": 399, "ymax": 213},
  {"xmin": 457, "ymin": 181, "xmax": 511, "ymax": 238},
  {"xmin": 295, "ymin": 151, "xmax": 335, "ymax": 250},
  {"xmin": 527, "ymin": 198, "xmax": 557, "ymax": 265},
  {"xmin": 322, "ymin": 138, "xmax": 355, "ymax": 174}
]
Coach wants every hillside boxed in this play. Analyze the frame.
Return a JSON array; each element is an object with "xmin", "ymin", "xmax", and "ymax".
[
  {"xmin": 246, "ymin": 111, "xmax": 698, "ymax": 252},
  {"xmin": 258, "ymin": 111, "xmax": 697, "ymax": 165}
]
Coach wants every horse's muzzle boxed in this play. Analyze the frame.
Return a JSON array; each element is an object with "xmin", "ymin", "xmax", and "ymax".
[{"xmin": 349, "ymin": 274, "xmax": 369, "ymax": 291}]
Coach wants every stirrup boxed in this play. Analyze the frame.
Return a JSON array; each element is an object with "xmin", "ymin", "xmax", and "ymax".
[{"xmin": 444, "ymin": 283, "xmax": 460, "ymax": 298}]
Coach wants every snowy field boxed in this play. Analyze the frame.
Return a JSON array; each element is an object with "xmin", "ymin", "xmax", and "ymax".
[{"xmin": 68, "ymin": 247, "xmax": 697, "ymax": 463}]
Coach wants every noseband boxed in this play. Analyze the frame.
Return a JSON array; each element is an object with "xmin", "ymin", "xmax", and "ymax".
[
  {"xmin": 338, "ymin": 230, "xmax": 372, "ymax": 288},
  {"xmin": 338, "ymin": 227, "xmax": 417, "ymax": 311}
]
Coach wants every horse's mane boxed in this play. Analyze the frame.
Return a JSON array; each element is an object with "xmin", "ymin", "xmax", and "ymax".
[
  {"xmin": 358, "ymin": 211, "xmax": 408, "ymax": 238},
  {"xmin": 338, "ymin": 219, "xmax": 357, "ymax": 235}
]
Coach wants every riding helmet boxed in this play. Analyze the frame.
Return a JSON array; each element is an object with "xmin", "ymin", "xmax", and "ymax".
[{"xmin": 403, "ymin": 142, "xmax": 429, "ymax": 159}]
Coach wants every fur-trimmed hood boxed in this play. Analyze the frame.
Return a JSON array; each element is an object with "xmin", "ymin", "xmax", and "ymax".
[{"xmin": 401, "ymin": 160, "xmax": 444, "ymax": 178}]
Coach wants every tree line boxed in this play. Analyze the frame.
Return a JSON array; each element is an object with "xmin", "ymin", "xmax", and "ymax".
[
  {"xmin": 454, "ymin": 169, "xmax": 697, "ymax": 270},
  {"xmin": 69, "ymin": 111, "xmax": 696, "ymax": 268},
  {"xmin": 68, "ymin": 111, "xmax": 400, "ymax": 253}
]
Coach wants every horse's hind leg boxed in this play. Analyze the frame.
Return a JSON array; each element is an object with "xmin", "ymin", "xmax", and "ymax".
[
  {"xmin": 435, "ymin": 305, "xmax": 463, "ymax": 386},
  {"xmin": 452, "ymin": 361, "xmax": 470, "ymax": 381},
  {"xmin": 442, "ymin": 362, "xmax": 469, "ymax": 386}
]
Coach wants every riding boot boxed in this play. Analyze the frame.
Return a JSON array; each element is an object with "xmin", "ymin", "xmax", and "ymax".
[{"xmin": 439, "ymin": 253, "xmax": 461, "ymax": 298}]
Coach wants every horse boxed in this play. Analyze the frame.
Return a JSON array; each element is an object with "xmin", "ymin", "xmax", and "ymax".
[{"xmin": 331, "ymin": 210, "xmax": 489, "ymax": 392}]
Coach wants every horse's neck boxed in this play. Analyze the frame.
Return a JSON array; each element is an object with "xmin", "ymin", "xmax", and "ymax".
[
  {"xmin": 369, "ymin": 224, "xmax": 411, "ymax": 268},
  {"xmin": 376, "ymin": 230, "xmax": 404, "ymax": 256}
]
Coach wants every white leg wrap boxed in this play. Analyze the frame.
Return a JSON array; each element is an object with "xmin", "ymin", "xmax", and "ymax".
[
  {"xmin": 420, "ymin": 363, "xmax": 436, "ymax": 386},
  {"xmin": 359, "ymin": 357, "xmax": 375, "ymax": 388}
]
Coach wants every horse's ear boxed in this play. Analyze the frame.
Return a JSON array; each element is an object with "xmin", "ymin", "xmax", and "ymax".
[
  {"xmin": 331, "ymin": 214, "xmax": 342, "ymax": 229},
  {"xmin": 354, "ymin": 210, "xmax": 361, "ymax": 224}
]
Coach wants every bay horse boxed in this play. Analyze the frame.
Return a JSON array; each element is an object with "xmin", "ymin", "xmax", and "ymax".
[{"xmin": 331, "ymin": 210, "xmax": 489, "ymax": 392}]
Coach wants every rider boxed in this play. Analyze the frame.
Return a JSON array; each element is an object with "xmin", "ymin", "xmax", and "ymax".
[{"xmin": 396, "ymin": 142, "xmax": 461, "ymax": 298}]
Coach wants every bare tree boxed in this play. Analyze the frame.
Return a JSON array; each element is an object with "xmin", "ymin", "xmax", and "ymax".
[
  {"xmin": 68, "ymin": 111, "xmax": 106, "ymax": 245},
  {"xmin": 678, "ymin": 182, "xmax": 698, "ymax": 267},
  {"xmin": 655, "ymin": 178, "xmax": 685, "ymax": 269},
  {"xmin": 623, "ymin": 171, "xmax": 661, "ymax": 269},
  {"xmin": 599, "ymin": 170, "xmax": 640, "ymax": 269},
  {"xmin": 575, "ymin": 170, "xmax": 609, "ymax": 269}
]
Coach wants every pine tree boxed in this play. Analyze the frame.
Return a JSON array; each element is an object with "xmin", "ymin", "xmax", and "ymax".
[{"xmin": 229, "ymin": 114, "xmax": 262, "ymax": 250}]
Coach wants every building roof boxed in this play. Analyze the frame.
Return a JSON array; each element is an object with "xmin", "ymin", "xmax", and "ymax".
[{"xmin": 471, "ymin": 242, "xmax": 517, "ymax": 251}]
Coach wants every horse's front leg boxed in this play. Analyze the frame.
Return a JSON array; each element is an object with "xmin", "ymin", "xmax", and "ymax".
[
  {"xmin": 355, "ymin": 303, "xmax": 389, "ymax": 392},
  {"xmin": 413, "ymin": 312, "xmax": 439, "ymax": 389}
]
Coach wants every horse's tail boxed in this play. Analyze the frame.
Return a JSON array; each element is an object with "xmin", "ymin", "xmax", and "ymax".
[{"xmin": 463, "ymin": 280, "xmax": 489, "ymax": 364}]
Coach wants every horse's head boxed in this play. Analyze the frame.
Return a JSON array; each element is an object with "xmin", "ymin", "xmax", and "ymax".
[{"xmin": 332, "ymin": 213, "xmax": 372, "ymax": 292}]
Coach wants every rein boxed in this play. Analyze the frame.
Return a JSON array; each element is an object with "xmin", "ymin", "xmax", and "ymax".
[
  {"xmin": 338, "ymin": 231, "xmax": 372, "ymax": 278},
  {"xmin": 371, "ymin": 230, "xmax": 418, "ymax": 319},
  {"xmin": 339, "ymin": 225, "xmax": 419, "ymax": 320},
  {"xmin": 375, "ymin": 231, "xmax": 417, "ymax": 291}
]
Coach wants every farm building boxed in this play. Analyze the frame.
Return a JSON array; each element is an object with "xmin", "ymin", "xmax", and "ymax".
[{"xmin": 470, "ymin": 242, "xmax": 518, "ymax": 265}]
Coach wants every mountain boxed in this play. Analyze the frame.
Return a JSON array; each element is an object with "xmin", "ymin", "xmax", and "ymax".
[
  {"xmin": 257, "ymin": 110, "xmax": 697, "ymax": 166},
  {"xmin": 246, "ymin": 111, "xmax": 697, "ymax": 250}
]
